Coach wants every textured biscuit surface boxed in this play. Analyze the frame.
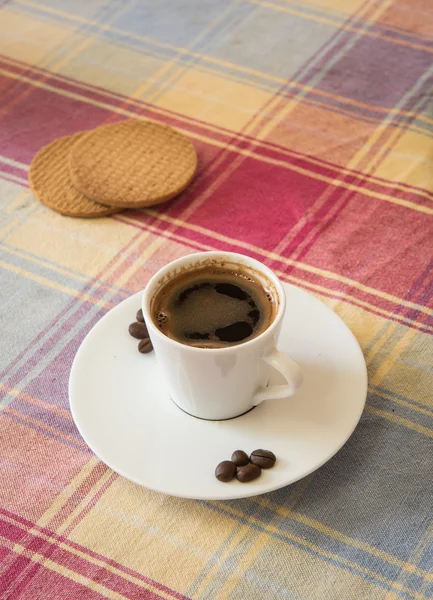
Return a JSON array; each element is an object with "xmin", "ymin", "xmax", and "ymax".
[
  {"xmin": 69, "ymin": 120, "xmax": 197, "ymax": 208},
  {"xmin": 29, "ymin": 133, "xmax": 120, "ymax": 218}
]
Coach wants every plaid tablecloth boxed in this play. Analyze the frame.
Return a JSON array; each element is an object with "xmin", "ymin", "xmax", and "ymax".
[{"xmin": 1, "ymin": 1, "xmax": 433, "ymax": 598}]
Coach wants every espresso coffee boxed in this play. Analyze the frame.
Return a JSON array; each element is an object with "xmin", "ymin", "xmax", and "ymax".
[{"xmin": 151, "ymin": 264, "xmax": 276, "ymax": 348}]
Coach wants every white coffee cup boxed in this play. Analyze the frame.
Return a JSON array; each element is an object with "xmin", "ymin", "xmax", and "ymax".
[{"xmin": 142, "ymin": 251, "xmax": 303, "ymax": 420}]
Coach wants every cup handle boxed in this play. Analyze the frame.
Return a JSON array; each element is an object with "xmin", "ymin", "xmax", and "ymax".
[{"xmin": 253, "ymin": 348, "xmax": 303, "ymax": 405}]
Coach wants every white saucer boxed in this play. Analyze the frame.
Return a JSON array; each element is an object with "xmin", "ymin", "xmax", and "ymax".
[{"xmin": 69, "ymin": 283, "xmax": 367, "ymax": 500}]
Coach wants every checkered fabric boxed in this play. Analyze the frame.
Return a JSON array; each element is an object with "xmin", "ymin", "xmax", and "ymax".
[{"xmin": 0, "ymin": 0, "xmax": 432, "ymax": 598}]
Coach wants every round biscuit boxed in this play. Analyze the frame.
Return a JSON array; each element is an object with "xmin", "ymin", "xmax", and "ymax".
[
  {"xmin": 29, "ymin": 133, "xmax": 120, "ymax": 218},
  {"xmin": 68, "ymin": 119, "xmax": 197, "ymax": 208}
]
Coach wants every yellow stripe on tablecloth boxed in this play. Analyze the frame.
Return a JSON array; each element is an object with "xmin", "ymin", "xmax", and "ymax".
[
  {"xmin": 55, "ymin": 470, "xmax": 116, "ymax": 536},
  {"xmin": 373, "ymin": 349, "xmax": 433, "ymax": 411},
  {"xmin": 203, "ymin": 533, "xmax": 270, "ymax": 600},
  {"xmin": 3, "ymin": 209, "xmax": 139, "ymax": 280},
  {"xmin": 132, "ymin": 1, "xmax": 239, "ymax": 103},
  {"xmin": 0, "ymin": 259, "xmax": 114, "ymax": 308},
  {"xmin": 114, "ymin": 235, "xmax": 164, "ymax": 288},
  {"xmin": 385, "ymin": 522, "xmax": 433, "ymax": 600},
  {"xmin": 156, "ymin": 65, "xmax": 431, "ymax": 137},
  {"xmin": 2, "ymin": 189, "xmax": 31, "ymax": 215},
  {"xmin": 0, "ymin": 383, "xmax": 73, "ymax": 419},
  {"xmin": 376, "ymin": 130, "xmax": 433, "ymax": 191},
  {"xmin": 346, "ymin": 84, "xmax": 433, "ymax": 176},
  {"xmin": 365, "ymin": 406, "xmax": 433, "ymax": 439},
  {"xmin": 37, "ymin": 457, "xmax": 101, "ymax": 528},
  {"xmin": 0, "ymin": 2, "xmax": 134, "ymax": 79},
  {"xmin": 366, "ymin": 320, "xmax": 412, "ymax": 365},
  {"xmin": 224, "ymin": 535, "xmax": 271, "ymax": 599},
  {"xmin": 248, "ymin": 0, "xmax": 433, "ymax": 53},
  {"xmin": 9, "ymin": 1, "xmax": 433, "ymax": 125},
  {"xmin": 65, "ymin": 479, "xmax": 395, "ymax": 599},
  {"xmin": 364, "ymin": 310, "xmax": 433, "ymax": 408},
  {"xmin": 68, "ymin": 479, "xmax": 239, "ymax": 593},
  {"xmin": 7, "ymin": 547, "xmax": 132, "ymax": 600},
  {"xmin": 1, "ymin": 509, "xmax": 187, "ymax": 600},
  {"xmin": 0, "ymin": 202, "xmax": 40, "ymax": 240},
  {"xmin": 43, "ymin": 1, "xmax": 135, "ymax": 75},
  {"xmin": 191, "ymin": 524, "xmax": 263, "ymax": 598},
  {"xmin": 301, "ymin": 0, "xmax": 365, "ymax": 13},
  {"xmin": 14, "ymin": 0, "xmax": 433, "ymax": 70},
  {"xmin": 157, "ymin": 69, "xmax": 274, "ymax": 132},
  {"xmin": 369, "ymin": 387, "xmax": 433, "ymax": 417},
  {"xmin": 0, "ymin": 9, "xmax": 75, "ymax": 66},
  {"xmin": 0, "ymin": 243, "xmax": 130, "ymax": 298},
  {"xmin": 369, "ymin": 328, "xmax": 418, "ymax": 385},
  {"xmin": 272, "ymin": 268, "xmax": 433, "ymax": 334},
  {"xmin": 0, "ymin": 192, "xmax": 36, "ymax": 240},
  {"xmin": 252, "ymin": 496, "xmax": 433, "ymax": 579},
  {"xmin": 207, "ymin": 502, "xmax": 428, "ymax": 599}
]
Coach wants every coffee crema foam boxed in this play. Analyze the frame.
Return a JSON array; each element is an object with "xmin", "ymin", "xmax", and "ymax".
[{"xmin": 151, "ymin": 263, "xmax": 277, "ymax": 348}]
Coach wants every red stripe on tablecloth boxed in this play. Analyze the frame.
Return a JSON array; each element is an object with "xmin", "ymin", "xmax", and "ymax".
[
  {"xmin": 150, "ymin": 154, "xmax": 433, "ymax": 310},
  {"xmin": 44, "ymin": 462, "xmax": 111, "ymax": 531},
  {"xmin": 0, "ymin": 555, "xmax": 35, "ymax": 597},
  {"xmin": 0, "ymin": 541, "xmax": 163, "ymax": 600},
  {"xmin": 116, "ymin": 215, "xmax": 433, "ymax": 334},
  {"xmin": 1, "ymin": 554, "xmax": 110, "ymax": 600},
  {"xmin": 0, "ymin": 77, "xmax": 114, "ymax": 164},
  {"xmin": 286, "ymin": 194, "xmax": 433, "ymax": 308},
  {"xmin": 0, "ymin": 56, "xmax": 431, "ymax": 206},
  {"xmin": 0, "ymin": 508, "xmax": 190, "ymax": 600},
  {"xmin": 0, "ymin": 163, "xmax": 27, "ymax": 179},
  {"xmin": 0, "ymin": 173, "xmax": 24, "ymax": 186}
]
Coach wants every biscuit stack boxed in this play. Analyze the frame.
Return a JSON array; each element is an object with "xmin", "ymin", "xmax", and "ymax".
[{"xmin": 29, "ymin": 120, "xmax": 198, "ymax": 218}]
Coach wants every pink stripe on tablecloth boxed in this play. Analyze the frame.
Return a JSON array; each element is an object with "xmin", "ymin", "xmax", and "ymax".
[
  {"xmin": 116, "ymin": 215, "xmax": 433, "ymax": 334},
  {"xmin": 0, "ymin": 56, "xmax": 431, "ymax": 206},
  {"xmin": 0, "ymin": 510, "xmax": 191, "ymax": 600},
  {"xmin": 0, "ymin": 555, "xmax": 33, "ymax": 596},
  {"xmin": 3, "ymin": 558, "xmax": 109, "ymax": 600}
]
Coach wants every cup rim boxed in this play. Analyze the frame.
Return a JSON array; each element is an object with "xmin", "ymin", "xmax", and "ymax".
[{"xmin": 142, "ymin": 251, "xmax": 286, "ymax": 354}]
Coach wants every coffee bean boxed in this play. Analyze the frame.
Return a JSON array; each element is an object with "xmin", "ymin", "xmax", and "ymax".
[
  {"xmin": 136, "ymin": 308, "xmax": 144, "ymax": 323},
  {"xmin": 129, "ymin": 321, "xmax": 148, "ymax": 339},
  {"xmin": 250, "ymin": 449, "xmax": 276, "ymax": 469},
  {"xmin": 138, "ymin": 338, "xmax": 153, "ymax": 354},
  {"xmin": 231, "ymin": 450, "xmax": 249, "ymax": 466},
  {"xmin": 236, "ymin": 463, "xmax": 261, "ymax": 483},
  {"xmin": 215, "ymin": 461, "xmax": 236, "ymax": 482}
]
